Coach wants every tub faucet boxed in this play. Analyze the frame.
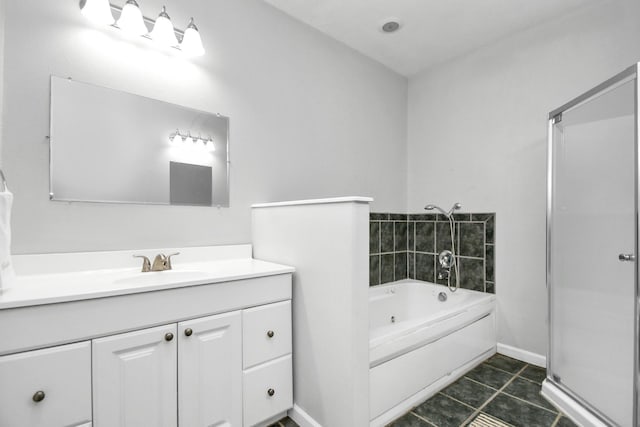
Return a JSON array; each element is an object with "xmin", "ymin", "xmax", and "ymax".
[{"xmin": 437, "ymin": 250, "xmax": 453, "ymax": 280}]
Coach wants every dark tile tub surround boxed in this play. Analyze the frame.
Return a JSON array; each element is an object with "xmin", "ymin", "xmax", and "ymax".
[{"xmin": 369, "ymin": 213, "xmax": 495, "ymax": 293}]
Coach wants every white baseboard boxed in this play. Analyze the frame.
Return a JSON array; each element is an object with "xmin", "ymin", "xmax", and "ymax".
[
  {"xmin": 497, "ymin": 343, "xmax": 546, "ymax": 367},
  {"xmin": 288, "ymin": 404, "xmax": 323, "ymax": 427}
]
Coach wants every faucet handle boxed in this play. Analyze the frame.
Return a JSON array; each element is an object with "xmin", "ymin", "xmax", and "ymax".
[
  {"xmin": 165, "ymin": 252, "xmax": 180, "ymax": 270},
  {"xmin": 133, "ymin": 255, "xmax": 151, "ymax": 272}
]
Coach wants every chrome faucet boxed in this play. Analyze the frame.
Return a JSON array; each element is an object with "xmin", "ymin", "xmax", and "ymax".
[
  {"xmin": 133, "ymin": 252, "xmax": 180, "ymax": 272},
  {"xmin": 437, "ymin": 250, "xmax": 453, "ymax": 280}
]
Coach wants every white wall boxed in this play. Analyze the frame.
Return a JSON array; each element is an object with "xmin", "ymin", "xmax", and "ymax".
[
  {"xmin": 1, "ymin": 0, "xmax": 407, "ymax": 254},
  {"xmin": 0, "ymin": 0, "xmax": 5, "ymax": 168},
  {"xmin": 407, "ymin": 0, "xmax": 640, "ymax": 355}
]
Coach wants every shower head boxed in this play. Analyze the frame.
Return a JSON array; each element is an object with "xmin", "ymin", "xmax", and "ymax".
[
  {"xmin": 424, "ymin": 202, "xmax": 462, "ymax": 218},
  {"xmin": 424, "ymin": 204, "xmax": 449, "ymax": 216}
]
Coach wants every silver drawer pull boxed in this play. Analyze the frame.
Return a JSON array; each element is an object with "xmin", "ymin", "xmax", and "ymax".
[
  {"xmin": 267, "ymin": 330, "xmax": 275, "ymax": 338},
  {"xmin": 32, "ymin": 390, "xmax": 45, "ymax": 402},
  {"xmin": 619, "ymin": 253, "xmax": 635, "ymax": 262},
  {"xmin": 267, "ymin": 388, "xmax": 275, "ymax": 397}
]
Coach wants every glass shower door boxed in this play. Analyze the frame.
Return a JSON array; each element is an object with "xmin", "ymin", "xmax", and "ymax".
[{"xmin": 549, "ymin": 76, "xmax": 637, "ymax": 426}]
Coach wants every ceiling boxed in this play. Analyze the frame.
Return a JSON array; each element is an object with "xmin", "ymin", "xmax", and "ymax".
[{"xmin": 264, "ymin": 0, "xmax": 602, "ymax": 76}]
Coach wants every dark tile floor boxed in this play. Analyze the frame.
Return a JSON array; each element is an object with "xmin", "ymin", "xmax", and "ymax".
[
  {"xmin": 269, "ymin": 416, "xmax": 299, "ymax": 427},
  {"xmin": 388, "ymin": 354, "xmax": 577, "ymax": 427},
  {"xmin": 268, "ymin": 355, "xmax": 575, "ymax": 427}
]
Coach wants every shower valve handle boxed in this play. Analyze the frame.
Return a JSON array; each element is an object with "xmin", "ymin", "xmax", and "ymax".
[{"xmin": 619, "ymin": 253, "xmax": 635, "ymax": 262}]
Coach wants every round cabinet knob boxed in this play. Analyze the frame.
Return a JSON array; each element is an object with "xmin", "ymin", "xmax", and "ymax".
[
  {"xmin": 165, "ymin": 332, "xmax": 174, "ymax": 342},
  {"xmin": 267, "ymin": 388, "xmax": 275, "ymax": 397},
  {"xmin": 32, "ymin": 391, "xmax": 45, "ymax": 402},
  {"xmin": 184, "ymin": 328, "xmax": 193, "ymax": 337},
  {"xmin": 267, "ymin": 330, "xmax": 275, "ymax": 338}
]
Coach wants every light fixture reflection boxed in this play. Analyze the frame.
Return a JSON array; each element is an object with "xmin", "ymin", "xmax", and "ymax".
[
  {"xmin": 168, "ymin": 130, "xmax": 215, "ymax": 152},
  {"xmin": 81, "ymin": 0, "xmax": 115, "ymax": 25},
  {"xmin": 169, "ymin": 130, "xmax": 180, "ymax": 145},
  {"xmin": 150, "ymin": 6, "xmax": 179, "ymax": 47},
  {"xmin": 116, "ymin": 0, "xmax": 148, "ymax": 36},
  {"xmin": 180, "ymin": 18, "xmax": 205, "ymax": 57}
]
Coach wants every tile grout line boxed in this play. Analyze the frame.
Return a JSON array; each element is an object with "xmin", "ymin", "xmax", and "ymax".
[
  {"xmin": 378, "ymin": 222, "xmax": 381, "ymax": 285},
  {"xmin": 458, "ymin": 364, "xmax": 530, "ymax": 427},
  {"xmin": 482, "ymin": 221, "xmax": 487, "ymax": 293},
  {"xmin": 514, "ymin": 372, "xmax": 545, "ymax": 386},
  {"xmin": 407, "ymin": 411, "xmax": 438, "ymax": 427},
  {"xmin": 500, "ymin": 390, "xmax": 558, "ymax": 414},
  {"xmin": 550, "ymin": 412, "xmax": 562, "ymax": 427},
  {"xmin": 463, "ymin": 375, "xmax": 500, "ymax": 391},
  {"xmin": 482, "ymin": 363, "xmax": 525, "ymax": 377}
]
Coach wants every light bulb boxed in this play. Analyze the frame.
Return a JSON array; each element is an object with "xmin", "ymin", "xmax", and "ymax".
[
  {"xmin": 206, "ymin": 138, "xmax": 215, "ymax": 152},
  {"xmin": 81, "ymin": 0, "xmax": 115, "ymax": 26},
  {"xmin": 180, "ymin": 18, "xmax": 205, "ymax": 57},
  {"xmin": 169, "ymin": 130, "xmax": 180, "ymax": 145},
  {"xmin": 184, "ymin": 134, "xmax": 194, "ymax": 145},
  {"xmin": 150, "ymin": 6, "xmax": 179, "ymax": 47},
  {"xmin": 116, "ymin": 0, "xmax": 148, "ymax": 36}
]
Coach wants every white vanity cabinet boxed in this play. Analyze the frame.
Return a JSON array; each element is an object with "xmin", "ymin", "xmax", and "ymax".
[
  {"xmin": 0, "ymin": 341, "xmax": 92, "ymax": 427},
  {"xmin": 0, "ymin": 260, "xmax": 294, "ymax": 427}
]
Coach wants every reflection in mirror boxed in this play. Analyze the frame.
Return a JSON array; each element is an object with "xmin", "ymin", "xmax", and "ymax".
[{"xmin": 49, "ymin": 76, "xmax": 229, "ymax": 207}]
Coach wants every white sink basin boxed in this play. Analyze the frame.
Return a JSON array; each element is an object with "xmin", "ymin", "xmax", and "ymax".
[{"xmin": 112, "ymin": 270, "xmax": 209, "ymax": 286}]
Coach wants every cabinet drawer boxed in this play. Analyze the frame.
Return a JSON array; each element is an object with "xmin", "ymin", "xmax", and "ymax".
[
  {"xmin": 243, "ymin": 355, "xmax": 293, "ymax": 427},
  {"xmin": 0, "ymin": 341, "xmax": 92, "ymax": 427},
  {"xmin": 243, "ymin": 300, "xmax": 291, "ymax": 368}
]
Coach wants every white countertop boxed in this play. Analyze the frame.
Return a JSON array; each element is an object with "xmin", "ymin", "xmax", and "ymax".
[
  {"xmin": 0, "ymin": 245, "xmax": 294, "ymax": 310},
  {"xmin": 252, "ymin": 196, "xmax": 373, "ymax": 208}
]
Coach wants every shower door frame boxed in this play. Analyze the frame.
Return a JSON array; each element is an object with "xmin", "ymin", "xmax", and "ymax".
[{"xmin": 546, "ymin": 63, "xmax": 639, "ymax": 427}]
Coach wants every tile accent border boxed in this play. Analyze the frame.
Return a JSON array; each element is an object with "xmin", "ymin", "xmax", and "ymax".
[{"xmin": 370, "ymin": 212, "xmax": 495, "ymax": 294}]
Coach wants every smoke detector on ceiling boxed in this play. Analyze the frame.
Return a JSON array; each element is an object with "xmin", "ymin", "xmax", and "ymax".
[{"xmin": 381, "ymin": 20, "xmax": 401, "ymax": 33}]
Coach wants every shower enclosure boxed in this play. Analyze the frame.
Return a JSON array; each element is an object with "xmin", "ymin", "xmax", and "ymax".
[{"xmin": 544, "ymin": 64, "xmax": 639, "ymax": 427}]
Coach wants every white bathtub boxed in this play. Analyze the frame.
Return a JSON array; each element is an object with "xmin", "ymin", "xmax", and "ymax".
[{"xmin": 369, "ymin": 280, "xmax": 496, "ymax": 426}]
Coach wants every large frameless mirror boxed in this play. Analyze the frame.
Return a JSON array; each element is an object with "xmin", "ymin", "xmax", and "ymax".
[{"xmin": 49, "ymin": 76, "xmax": 229, "ymax": 207}]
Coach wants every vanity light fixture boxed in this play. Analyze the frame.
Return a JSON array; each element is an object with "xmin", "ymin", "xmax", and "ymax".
[
  {"xmin": 79, "ymin": 1, "xmax": 205, "ymax": 56},
  {"xmin": 149, "ymin": 6, "xmax": 179, "ymax": 47},
  {"xmin": 180, "ymin": 18, "xmax": 205, "ymax": 57},
  {"xmin": 116, "ymin": 0, "xmax": 147, "ymax": 36},
  {"xmin": 80, "ymin": 0, "xmax": 115, "ymax": 25},
  {"xmin": 169, "ymin": 130, "xmax": 215, "ymax": 151}
]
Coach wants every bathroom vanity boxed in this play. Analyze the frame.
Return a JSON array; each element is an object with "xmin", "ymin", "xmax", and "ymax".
[{"xmin": 0, "ymin": 245, "xmax": 294, "ymax": 427}]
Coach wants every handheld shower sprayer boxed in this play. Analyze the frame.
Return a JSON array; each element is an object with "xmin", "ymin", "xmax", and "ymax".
[
  {"xmin": 424, "ymin": 202, "xmax": 461, "ymax": 219},
  {"xmin": 424, "ymin": 202, "xmax": 462, "ymax": 292}
]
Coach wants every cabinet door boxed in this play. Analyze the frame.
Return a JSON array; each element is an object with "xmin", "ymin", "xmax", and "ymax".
[
  {"xmin": 0, "ymin": 341, "xmax": 91, "ymax": 427},
  {"xmin": 178, "ymin": 311, "xmax": 242, "ymax": 426},
  {"xmin": 92, "ymin": 324, "xmax": 177, "ymax": 427}
]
